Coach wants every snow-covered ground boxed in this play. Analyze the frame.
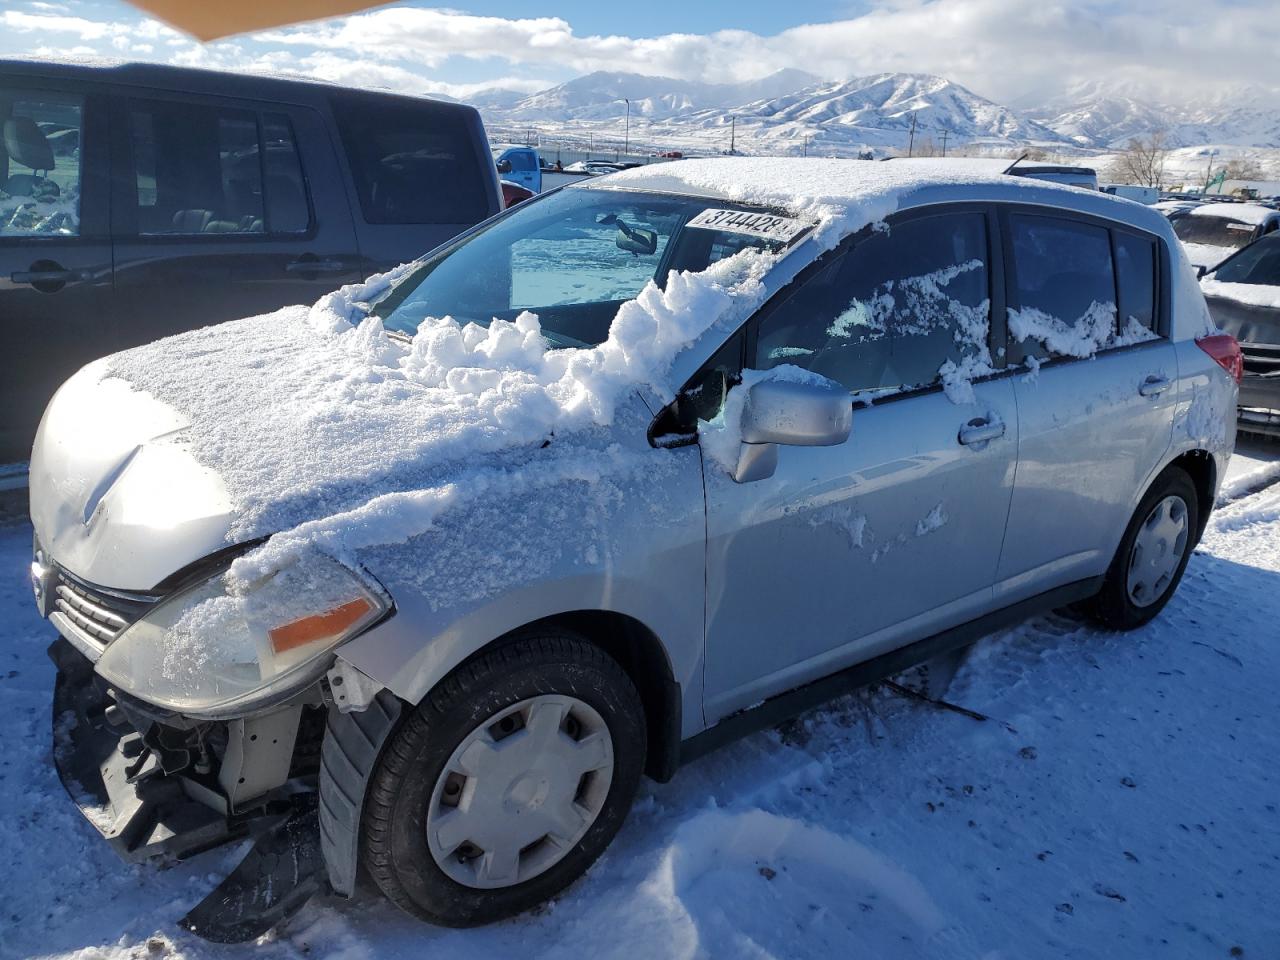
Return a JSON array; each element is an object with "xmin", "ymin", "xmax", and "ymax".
[{"xmin": 1, "ymin": 447, "xmax": 1278, "ymax": 959}]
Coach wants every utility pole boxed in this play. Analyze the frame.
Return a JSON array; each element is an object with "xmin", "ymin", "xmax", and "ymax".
[
  {"xmin": 802, "ymin": 135, "xmax": 811, "ymax": 157},
  {"xmin": 624, "ymin": 98, "xmax": 631, "ymax": 156},
  {"xmin": 729, "ymin": 115, "xmax": 736, "ymax": 155},
  {"xmin": 908, "ymin": 112, "xmax": 917, "ymax": 157},
  {"xmin": 939, "ymin": 128, "xmax": 950, "ymax": 157}
]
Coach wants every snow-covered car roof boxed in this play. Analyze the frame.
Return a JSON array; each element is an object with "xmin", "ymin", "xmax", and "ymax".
[
  {"xmin": 573, "ymin": 157, "xmax": 1114, "ymax": 245},
  {"xmin": 1189, "ymin": 202, "xmax": 1279, "ymax": 225}
]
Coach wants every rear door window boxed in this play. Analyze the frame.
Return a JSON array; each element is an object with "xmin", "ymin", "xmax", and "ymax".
[
  {"xmin": 754, "ymin": 211, "xmax": 992, "ymax": 397},
  {"xmin": 1, "ymin": 88, "xmax": 83, "ymax": 236},
  {"xmin": 1114, "ymin": 231, "xmax": 1158, "ymax": 335},
  {"xmin": 332, "ymin": 95, "xmax": 489, "ymax": 225},
  {"xmin": 127, "ymin": 98, "xmax": 311, "ymax": 236},
  {"xmin": 1007, "ymin": 215, "xmax": 1116, "ymax": 359}
]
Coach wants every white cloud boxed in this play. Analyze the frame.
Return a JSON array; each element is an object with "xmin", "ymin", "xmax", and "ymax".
[
  {"xmin": 247, "ymin": 0, "xmax": 1280, "ymax": 102},
  {"xmin": 1, "ymin": 1, "xmax": 1277, "ymax": 105}
]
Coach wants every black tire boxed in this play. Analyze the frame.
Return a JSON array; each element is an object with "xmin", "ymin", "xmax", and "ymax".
[
  {"xmin": 1088, "ymin": 466, "xmax": 1200, "ymax": 630},
  {"xmin": 361, "ymin": 631, "xmax": 646, "ymax": 927}
]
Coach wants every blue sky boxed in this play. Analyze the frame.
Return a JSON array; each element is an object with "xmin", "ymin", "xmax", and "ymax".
[{"xmin": 1, "ymin": 0, "xmax": 1277, "ymax": 105}]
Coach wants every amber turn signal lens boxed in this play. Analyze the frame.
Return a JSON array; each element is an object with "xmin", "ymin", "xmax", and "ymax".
[{"xmin": 269, "ymin": 597, "xmax": 373, "ymax": 654}]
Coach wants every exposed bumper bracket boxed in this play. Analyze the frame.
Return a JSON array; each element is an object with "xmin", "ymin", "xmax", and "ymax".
[{"xmin": 50, "ymin": 638, "xmax": 327, "ymax": 942}]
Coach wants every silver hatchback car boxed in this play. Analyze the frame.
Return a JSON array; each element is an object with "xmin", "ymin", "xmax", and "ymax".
[{"xmin": 29, "ymin": 159, "xmax": 1240, "ymax": 939}]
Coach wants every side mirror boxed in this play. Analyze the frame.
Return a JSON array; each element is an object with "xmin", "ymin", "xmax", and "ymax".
[
  {"xmin": 616, "ymin": 223, "xmax": 658, "ymax": 255},
  {"xmin": 732, "ymin": 375, "xmax": 852, "ymax": 482},
  {"xmin": 496, "ymin": 159, "xmax": 512, "ymax": 174},
  {"xmin": 1196, "ymin": 264, "xmax": 1207, "ymax": 279}
]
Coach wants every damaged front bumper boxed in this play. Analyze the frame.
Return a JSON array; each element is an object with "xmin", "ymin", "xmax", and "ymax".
[{"xmin": 49, "ymin": 638, "xmax": 327, "ymax": 942}]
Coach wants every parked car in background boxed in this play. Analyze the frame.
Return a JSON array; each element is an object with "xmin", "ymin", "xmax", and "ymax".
[
  {"xmin": 500, "ymin": 179, "xmax": 535, "ymax": 207},
  {"xmin": 493, "ymin": 146, "xmax": 542, "ymax": 194},
  {"xmin": 1155, "ymin": 198, "xmax": 1202, "ymax": 223},
  {"xmin": 1172, "ymin": 201, "xmax": 1280, "ymax": 271},
  {"xmin": 34, "ymin": 158, "xmax": 1236, "ymax": 941},
  {"xmin": 1102, "ymin": 184, "xmax": 1159, "ymax": 204},
  {"xmin": 1007, "ymin": 163, "xmax": 1098, "ymax": 190},
  {"xmin": 1200, "ymin": 233, "xmax": 1280, "ymax": 437},
  {"xmin": 563, "ymin": 160, "xmax": 627, "ymax": 176},
  {"xmin": 0, "ymin": 59, "xmax": 501, "ymax": 467},
  {"xmin": 892, "ymin": 158, "xmax": 1099, "ymax": 191}
]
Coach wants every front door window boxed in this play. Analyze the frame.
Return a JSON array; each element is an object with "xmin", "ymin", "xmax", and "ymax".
[{"xmin": 0, "ymin": 89, "xmax": 83, "ymax": 236}]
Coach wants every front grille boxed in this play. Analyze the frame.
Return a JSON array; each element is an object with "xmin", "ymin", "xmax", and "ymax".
[
  {"xmin": 1242, "ymin": 341, "xmax": 1280, "ymax": 377},
  {"xmin": 52, "ymin": 571, "xmax": 157, "ymax": 647}
]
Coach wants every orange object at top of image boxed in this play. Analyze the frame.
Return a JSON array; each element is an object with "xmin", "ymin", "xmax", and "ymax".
[{"xmin": 124, "ymin": 0, "xmax": 388, "ymax": 41}]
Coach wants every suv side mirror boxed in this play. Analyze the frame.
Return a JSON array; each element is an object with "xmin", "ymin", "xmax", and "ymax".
[
  {"xmin": 732, "ymin": 374, "xmax": 852, "ymax": 482},
  {"xmin": 496, "ymin": 159, "xmax": 512, "ymax": 174},
  {"xmin": 1196, "ymin": 264, "xmax": 1208, "ymax": 279}
]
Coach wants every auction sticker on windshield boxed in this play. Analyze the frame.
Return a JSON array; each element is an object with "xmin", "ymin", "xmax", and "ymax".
[{"xmin": 686, "ymin": 208, "xmax": 811, "ymax": 245}]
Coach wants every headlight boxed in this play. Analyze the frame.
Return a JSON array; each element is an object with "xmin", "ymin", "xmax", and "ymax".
[{"xmin": 95, "ymin": 552, "xmax": 389, "ymax": 718}]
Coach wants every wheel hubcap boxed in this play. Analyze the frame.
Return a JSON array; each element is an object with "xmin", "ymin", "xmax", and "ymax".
[
  {"xmin": 1126, "ymin": 494, "xmax": 1189, "ymax": 608},
  {"xmin": 426, "ymin": 694, "xmax": 615, "ymax": 889}
]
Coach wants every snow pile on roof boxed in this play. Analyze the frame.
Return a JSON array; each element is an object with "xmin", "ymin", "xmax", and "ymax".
[
  {"xmin": 1201, "ymin": 276, "xmax": 1280, "ymax": 309},
  {"xmin": 1190, "ymin": 202, "xmax": 1277, "ymax": 225},
  {"xmin": 592, "ymin": 157, "xmax": 1049, "ymax": 249}
]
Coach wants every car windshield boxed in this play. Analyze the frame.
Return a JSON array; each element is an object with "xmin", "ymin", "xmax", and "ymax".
[
  {"xmin": 1173, "ymin": 214, "xmax": 1258, "ymax": 250},
  {"xmin": 1213, "ymin": 235, "xmax": 1280, "ymax": 286},
  {"xmin": 372, "ymin": 188, "xmax": 803, "ymax": 346}
]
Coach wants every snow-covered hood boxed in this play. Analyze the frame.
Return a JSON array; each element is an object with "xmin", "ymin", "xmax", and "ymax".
[
  {"xmin": 29, "ymin": 361, "xmax": 233, "ymax": 591},
  {"xmin": 32, "ymin": 255, "xmax": 779, "ymax": 592}
]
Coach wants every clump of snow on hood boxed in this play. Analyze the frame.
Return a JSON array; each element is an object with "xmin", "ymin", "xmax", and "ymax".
[{"xmin": 104, "ymin": 248, "xmax": 775, "ymax": 579}]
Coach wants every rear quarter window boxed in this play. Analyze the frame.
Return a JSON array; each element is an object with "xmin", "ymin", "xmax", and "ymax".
[{"xmin": 332, "ymin": 95, "xmax": 489, "ymax": 226}]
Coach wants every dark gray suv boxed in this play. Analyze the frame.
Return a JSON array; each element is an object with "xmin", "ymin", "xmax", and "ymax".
[{"xmin": 0, "ymin": 59, "xmax": 501, "ymax": 467}]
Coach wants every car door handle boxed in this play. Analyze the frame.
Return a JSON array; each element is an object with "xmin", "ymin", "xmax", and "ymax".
[
  {"xmin": 958, "ymin": 418, "xmax": 1006, "ymax": 446},
  {"xmin": 11, "ymin": 268, "xmax": 88, "ymax": 284},
  {"xmin": 1139, "ymin": 375, "xmax": 1171, "ymax": 397},
  {"xmin": 286, "ymin": 257, "xmax": 346, "ymax": 274}
]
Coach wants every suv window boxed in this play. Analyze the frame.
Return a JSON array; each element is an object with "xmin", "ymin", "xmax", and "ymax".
[
  {"xmin": 333, "ymin": 96, "xmax": 489, "ymax": 225},
  {"xmin": 128, "ymin": 100, "xmax": 310, "ymax": 236},
  {"xmin": 0, "ymin": 88, "xmax": 82, "ymax": 237},
  {"xmin": 1008, "ymin": 215, "xmax": 1116, "ymax": 358},
  {"xmin": 754, "ymin": 211, "xmax": 992, "ymax": 395}
]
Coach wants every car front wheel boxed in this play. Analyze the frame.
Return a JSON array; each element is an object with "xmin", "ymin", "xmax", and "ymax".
[{"xmin": 361, "ymin": 632, "xmax": 646, "ymax": 926}]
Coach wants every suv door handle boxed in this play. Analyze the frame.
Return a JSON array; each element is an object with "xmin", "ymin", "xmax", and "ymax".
[
  {"xmin": 1139, "ymin": 375, "xmax": 1171, "ymax": 397},
  {"xmin": 11, "ymin": 262, "xmax": 90, "ymax": 293},
  {"xmin": 286, "ymin": 257, "xmax": 346, "ymax": 274},
  {"xmin": 958, "ymin": 418, "xmax": 1006, "ymax": 446}
]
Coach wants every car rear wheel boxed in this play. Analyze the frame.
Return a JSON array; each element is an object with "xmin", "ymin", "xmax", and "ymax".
[
  {"xmin": 1088, "ymin": 466, "xmax": 1199, "ymax": 630},
  {"xmin": 361, "ymin": 632, "xmax": 646, "ymax": 926}
]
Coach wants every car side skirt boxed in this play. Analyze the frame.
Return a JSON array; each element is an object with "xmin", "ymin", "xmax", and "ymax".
[{"xmin": 677, "ymin": 576, "xmax": 1104, "ymax": 767}]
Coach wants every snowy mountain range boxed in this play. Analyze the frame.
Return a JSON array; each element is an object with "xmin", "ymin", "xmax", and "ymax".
[{"xmin": 478, "ymin": 70, "xmax": 1280, "ymax": 154}]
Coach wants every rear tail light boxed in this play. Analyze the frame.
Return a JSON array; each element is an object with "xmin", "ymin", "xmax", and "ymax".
[{"xmin": 1196, "ymin": 333, "xmax": 1243, "ymax": 384}]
